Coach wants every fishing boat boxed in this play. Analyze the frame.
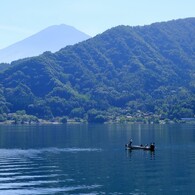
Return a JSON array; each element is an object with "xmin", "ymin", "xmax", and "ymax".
[{"xmin": 125, "ymin": 143, "xmax": 155, "ymax": 151}]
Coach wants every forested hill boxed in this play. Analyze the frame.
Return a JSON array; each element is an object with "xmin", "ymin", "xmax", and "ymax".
[{"xmin": 0, "ymin": 18, "xmax": 195, "ymax": 122}]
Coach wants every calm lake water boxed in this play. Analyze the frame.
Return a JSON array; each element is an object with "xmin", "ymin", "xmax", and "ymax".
[{"xmin": 0, "ymin": 123, "xmax": 195, "ymax": 195}]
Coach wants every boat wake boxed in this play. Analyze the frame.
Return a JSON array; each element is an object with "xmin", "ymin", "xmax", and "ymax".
[
  {"xmin": 0, "ymin": 147, "xmax": 102, "ymax": 194},
  {"xmin": 0, "ymin": 147, "xmax": 102, "ymax": 157}
]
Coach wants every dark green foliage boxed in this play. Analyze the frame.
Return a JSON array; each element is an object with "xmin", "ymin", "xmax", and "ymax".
[
  {"xmin": 0, "ymin": 18, "xmax": 195, "ymax": 122},
  {"xmin": 87, "ymin": 109, "xmax": 108, "ymax": 123},
  {"xmin": 60, "ymin": 116, "xmax": 68, "ymax": 123},
  {"xmin": 5, "ymin": 83, "xmax": 34, "ymax": 111},
  {"xmin": 7, "ymin": 110, "xmax": 39, "ymax": 124}
]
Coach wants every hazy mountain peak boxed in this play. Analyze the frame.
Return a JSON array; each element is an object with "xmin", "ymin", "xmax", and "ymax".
[{"xmin": 0, "ymin": 24, "xmax": 91, "ymax": 63}]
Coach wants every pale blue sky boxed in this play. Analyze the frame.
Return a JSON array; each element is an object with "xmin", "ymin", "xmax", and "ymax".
[{"xmin": 0, "ymin": 0, "xmax": 195, "ymax": 49}]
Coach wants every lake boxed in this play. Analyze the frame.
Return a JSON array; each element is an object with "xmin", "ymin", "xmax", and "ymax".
[{"xmin": 0, "ymin": 123, "xmax": 195, "ymax": 195}]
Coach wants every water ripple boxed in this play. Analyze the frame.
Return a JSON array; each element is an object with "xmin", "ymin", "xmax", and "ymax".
[
  {"xmin": 0, "ymin": 185, "xmax": 102, "ymax": 195},
  {"xmin": 0, "ymin": 147, "xmax": 102, "ymax": 194},
  {"xmin": 0, "ymin": 147, "xmax": 102, "ymax": 156}
]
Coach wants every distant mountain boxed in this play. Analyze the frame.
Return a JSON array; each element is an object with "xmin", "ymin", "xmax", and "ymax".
[
  {"xmin": 0, "ymin": 18, "xmax": 195, "ymax": 122},
  {"xmin": 0, "ymin": 24, "xmax": 91, "ymax": 63}
]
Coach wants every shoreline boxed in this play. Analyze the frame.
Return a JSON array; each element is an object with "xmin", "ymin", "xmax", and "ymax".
[{"xmin": 0, "ymin": 118, "xmax": 195, "ymax": 125}]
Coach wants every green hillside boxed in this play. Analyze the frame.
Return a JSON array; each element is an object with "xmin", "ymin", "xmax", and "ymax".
[{"xmin": 0, "ymin": 18, "xmax": 195, "ymax": 123}]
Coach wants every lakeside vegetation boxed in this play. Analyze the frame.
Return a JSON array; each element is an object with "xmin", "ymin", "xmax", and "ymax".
[
  {"xmin": 0, "ymin": 109, "xmax": 194, "ymax": 125},
  {"xmin": 0, "ymin": 18, "xmax": 195, "ymax": 123}
]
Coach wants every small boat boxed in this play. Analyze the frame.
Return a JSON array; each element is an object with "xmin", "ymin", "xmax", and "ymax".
[{"xmin": 125, "ymin": 143, "xmax": 155, "ymax": 151}]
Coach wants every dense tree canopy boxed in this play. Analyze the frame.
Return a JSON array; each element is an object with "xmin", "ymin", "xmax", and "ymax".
[{"xmin": 0, "ymin": 18, "xmax": 195, "ymax": 122}]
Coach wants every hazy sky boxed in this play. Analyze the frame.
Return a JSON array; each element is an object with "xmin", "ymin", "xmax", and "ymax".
[{"xmin": 0, "ymin": 0, "xmax": 194, "ymax": 49}]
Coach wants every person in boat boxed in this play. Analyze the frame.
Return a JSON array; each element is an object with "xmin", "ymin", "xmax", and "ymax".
[
  {"xmin": 128, "ymin": 139, "xmax": 133, "ymax": 147},
  {"xmin": 150, "ymin": 143, "xmax": 155, "ymax": 151}
]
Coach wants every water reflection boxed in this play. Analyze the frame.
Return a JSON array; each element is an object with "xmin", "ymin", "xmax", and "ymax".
[{"xmin": 126, "ymin": 149, "xmax": 155, "ymax": 160}]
